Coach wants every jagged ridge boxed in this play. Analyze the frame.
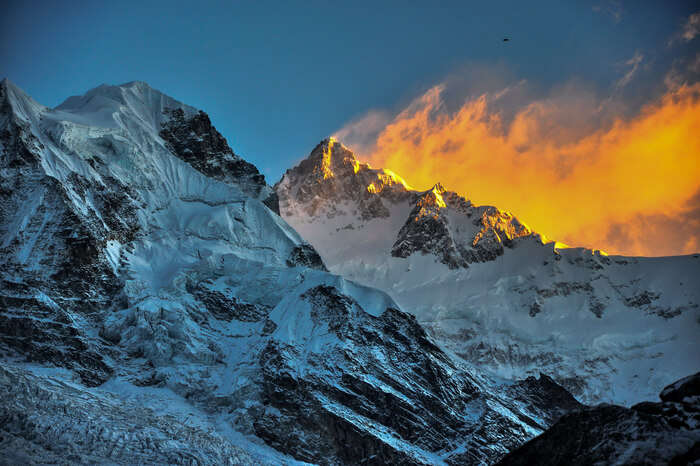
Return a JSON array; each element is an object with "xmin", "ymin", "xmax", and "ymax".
[
  {"xmin": 277, "ymin": 137, "xmax": 535, "ymax": 269},
  {"xmin": 1, "ymin": 79, "xmax": 584, "ymax": 465},
  {"xmin": 275, "ymin": 136, "xmax": 700, "ymax": 406}
]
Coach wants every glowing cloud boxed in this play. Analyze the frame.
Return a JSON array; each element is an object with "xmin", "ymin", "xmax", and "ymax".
[{"xmin": 336, "ymin": 83, "xmax": 700, "ymax": 257}]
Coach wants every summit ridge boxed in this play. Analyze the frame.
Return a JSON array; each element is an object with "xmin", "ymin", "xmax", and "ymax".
[{"xmin": 275, "ymin": 138, "xmax": 700, "ymax": 406}]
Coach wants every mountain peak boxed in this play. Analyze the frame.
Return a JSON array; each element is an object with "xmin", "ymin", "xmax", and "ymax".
[
  {"xmin": 321, "ymin": 135, "xmax": 338, "ymax": 146},
  {"xmin": 0, "ymin": 78, "xmax": 46, "ymax": 123},
  {"xmin": 278, "ymin": 139, "xmax": 542, "ymax": 269},
  {"xmin": 59, "ymin": 80, "xmax": 157, "ymax": 106},
  {"xmin": 276, "ymin": 138, "xmax": 413, "ymax": 220},
  {"xmin": 0, "ymin": 77, "xmax": 17, "ymax": 103},
  {"xmin": 0, "ymin": 77, "xmax": 18, "ymax": 93},
  {"xmin": 54, "ymin": 80, "xmax": 197, "ymax": 131},
  {"xmin": 85, "ymin": 79, "xmax": 159, "ymax": 96},
  {"xmin": 430, "ymin": 182, "xmax": 446, "ymax": 195},
  {"xmin": 286, "ymin": 138, "xmax": 412, "ymax": 193},
  {"xmin": 417, "ymin": 183, "xmax": 448, "ymax": 211},
  {"xmin": 117, "ymin": 80, "xmax": 151, "ymax": 88},
  {"xmin": 305, "ymin": 137, "xmax": 361, "ymax": 180}
]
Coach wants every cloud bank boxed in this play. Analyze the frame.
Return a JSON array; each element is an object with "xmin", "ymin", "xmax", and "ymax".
[{"xmin": 334, "ymin": 79, "xmax": 700, "ymax": 257}]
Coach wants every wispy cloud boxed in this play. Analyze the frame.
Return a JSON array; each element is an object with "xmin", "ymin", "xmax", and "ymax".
[
  {"xmin": 615, "ymin": 51, "xmax": 644, "ymax": 90},
  {"xmin": 332, "ymin": 110, "xmax": 391, "ymax": 156},
  {"xmin": 682, "ymin": 12, "xmax": 700, "ymax": 42},
  {"xmin": 592, "ymin": 0, "xmax": 623, "ymax": 23},
  {"xmin": 665, "ymin": 52, "xmax": 700, "ymax": 90},
  {"xmin": 668, "ymin": 11, "xmax": 700, "ymax": 46}
]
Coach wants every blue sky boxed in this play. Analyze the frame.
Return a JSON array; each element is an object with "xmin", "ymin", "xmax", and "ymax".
[{"xmin": 1, "ymin": 0, "xmax": 697, "ymax": 182}]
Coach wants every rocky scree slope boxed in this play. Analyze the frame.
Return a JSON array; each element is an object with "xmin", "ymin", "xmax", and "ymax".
[
  {"xmin": 276, "ymin": 138, "xmax": 700, "ymax": 406},
  {"xmin": 0, "ymin": 79, "xmax": 582, "ymax": 465}
]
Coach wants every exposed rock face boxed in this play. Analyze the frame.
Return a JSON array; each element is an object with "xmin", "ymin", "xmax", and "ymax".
[
  {"xmin": 392, "ymin": 184, "xmax": 465, "ymax": 269},
  {"xmin": 0, "ymin": 80, "xmax": 131, "ymax": 387},
  {"xmin": 160, "ymin": 107, "xmax": 280, "ymax": 213},
  {"xmin": 286, "ymin": 243, "xmax": 327, "ymax": 270},
  {"xmin": 277, "ymin": 138, "xmax": 533, "ymax": 269},
  {"xmin": 253, "ymin": 284, "xmax": 582, "ymax": 465},
  {"xmin": 185, "ymin": 279, "xmax": 271, "ymax": 322},
  {"xmin": 276, "ymin": 137, "xmax": 413, "ymax": 221},
  {"xmin": 466, "ymin": 204, "xmax": 533, "ymax": 262},
  {"xmin": 1, "ymin": 80, "xmax": 584, "ymax": 464},
  {"xmin": 390, "ymin": 183, "xmax": 532, "ymax": 268},
  {"xmin": 504, "ymin": 374, "xmax": 583, "ymax": 426},
  {"xmin": 275, "ymin": 136, "xmax": 700, "ymax": 406},
  {"xmin": 660, "ymin": 372, "xmax": 700, "ymax": 404},
  {"xmin": 498, "ymin": 372, "xmax": 700, "ymax": 466}
]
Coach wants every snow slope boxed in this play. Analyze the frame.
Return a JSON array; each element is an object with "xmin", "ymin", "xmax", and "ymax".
[
  {"xmin": 0, "ymin": 79, "xmax": 583, "ymax": 464},
  {"xmin": 276, "ymin": 137, "xmax": 700, "ymax": 406}
]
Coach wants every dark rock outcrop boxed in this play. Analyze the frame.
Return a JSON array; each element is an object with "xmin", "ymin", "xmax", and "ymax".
[
  {"xmin": 498, "ymin": 372, "xmax": 700, "ymax": 466},
  {"xmin": 391, "ymin": 184, "xmax": 533, "ymax": 268},
  {"xmin": 254, "ymin": 285, "xmax": 581, "ymax": 465},
  {"xmin": 660, "ymin": 372, "xmax": 700, "ymax": 404},
  {"xmin": 160, "ymin": 107, "xmax": 279, "ymax": 213},
  {"xmin": 286, "ymin": 244, "xmax": 328, "ymax": 271},
  {"xmin": 505, "ymin": 374, "xmax": 583, "ymax": 426},
  {"xmin": 392, "ymin": 184, "xmax": 467, "ymax": 269},
  {"xmin": 186, "ymin": 280, "xmax": 271, "ymax": 322}
]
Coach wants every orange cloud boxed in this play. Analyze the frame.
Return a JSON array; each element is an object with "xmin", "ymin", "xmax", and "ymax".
[{"xmin": 339, "ymin": 83, "xmax": 700, "ymax": 256}]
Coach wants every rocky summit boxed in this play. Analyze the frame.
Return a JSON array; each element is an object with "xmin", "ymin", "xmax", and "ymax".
[
  {"xmin": 277, "ymin": 137, "xmax": 534, "ymax": 268},
  {"xmin": 1, "ymin": 80, "xmax": 596, "ymax": 464},
  {"xmin": 276, "ymin": 137, "xmax": 700, "ymax": 406}
]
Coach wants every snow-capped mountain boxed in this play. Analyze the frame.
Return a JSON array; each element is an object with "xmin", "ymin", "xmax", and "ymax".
[
  {"xmin": 276, "ymin": 137, "xmax": 700, "ymax": 406},
  {"xmin": 0, "ymin": 79, "xmax": 586, "ymax": 464}
]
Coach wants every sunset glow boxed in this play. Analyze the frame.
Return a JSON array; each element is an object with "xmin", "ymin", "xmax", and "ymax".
[{"xmin": 344, "ymin": 83, "xmax": 700, "ymax": 257}]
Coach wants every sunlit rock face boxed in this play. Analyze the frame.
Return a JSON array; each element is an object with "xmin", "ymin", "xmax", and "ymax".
[
  {"xmin": 1, "ymin": 80, "xmax": 584, "ymax": 465},
  {"xmin": 277, "ymin": 137, "xmax": 533, "ymax": 269},
  {"xmin": 392, "ymin": 184, "xmax": 466, "ymax": 269},
  {"xmin": 275, "ymin": 137, "xmax": 700, "ymax": 406},
  {"xmin": 276, "ymin": 137, "xmax": 413, "ymax": 221},
  {"xmin": 391, "ymin": 183, "xmax": 533, "ymax": 268}
]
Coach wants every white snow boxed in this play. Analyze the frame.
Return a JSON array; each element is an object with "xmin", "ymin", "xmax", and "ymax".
[{"xmin": 278, "ymin": 141, "xmax": 700, "ymax": 406}]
